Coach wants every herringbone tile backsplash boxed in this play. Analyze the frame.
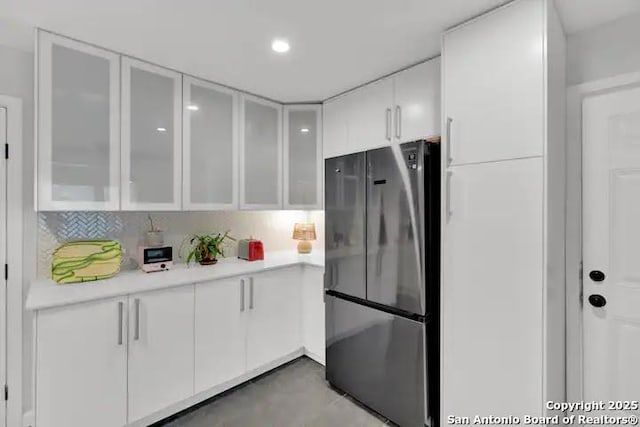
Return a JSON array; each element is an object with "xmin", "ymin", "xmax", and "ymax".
[{"xmin": 37, "ymin": 210, "xmax": 322, "ymax": 277}]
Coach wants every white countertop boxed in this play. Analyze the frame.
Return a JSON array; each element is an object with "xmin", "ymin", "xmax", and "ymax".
[{"xmin": 27, "ymin": 251, "xmax": 324, "ymax": 311}]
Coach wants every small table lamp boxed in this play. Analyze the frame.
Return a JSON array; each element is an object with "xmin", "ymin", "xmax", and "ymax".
[{"xmin": 292, "ymin": 223, "xmax": 317, "ymax": 254}]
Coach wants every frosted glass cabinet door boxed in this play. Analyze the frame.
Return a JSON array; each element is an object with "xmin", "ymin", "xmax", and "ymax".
[
  {"xmin": 121, "ymin": 58, "xmax": 182, "ymax": 210},
  {"xmin": 183, "ymin": 77, "xmax": 238, "ymax": 210},
  {"xmin": 284, "ymin": 105, "xmax": 322, "ymax": 209},
  {"xmin": 37, "ymin": 31, "xmax": 120, "ymax": 211},
  {"xmin": 240, "ymin": 95, "xmax": 282, "ymax": 209}
]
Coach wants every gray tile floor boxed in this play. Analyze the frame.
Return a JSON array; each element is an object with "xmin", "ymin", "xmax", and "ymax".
[{"xmin": 157, "ymin": 357, "xmax": 391, "ymax": 427}]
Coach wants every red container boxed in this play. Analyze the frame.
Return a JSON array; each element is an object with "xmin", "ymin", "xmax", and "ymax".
[{"xmin": 238, "ymin": 239, "xmax": 264, "ymax": 261}]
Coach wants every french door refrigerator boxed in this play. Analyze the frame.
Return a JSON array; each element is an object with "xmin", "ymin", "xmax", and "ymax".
[{"xmin": 325, "ymin": 140, "xmax": 440, "ymax": 427}]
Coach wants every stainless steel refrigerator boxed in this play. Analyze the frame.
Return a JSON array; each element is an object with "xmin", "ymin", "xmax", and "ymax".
[{"xmin": 325, "ymin": 140, "xmax": 440, "ymax": 427}]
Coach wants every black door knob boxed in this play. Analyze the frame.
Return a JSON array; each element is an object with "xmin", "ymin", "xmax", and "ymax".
[
  {"xmin": 589, "ymin": 270, "xmax": 606, "ymax": 282},
  {"xmin": 588, "ymin": 294, "xmax": 607, "ymax": 308}
]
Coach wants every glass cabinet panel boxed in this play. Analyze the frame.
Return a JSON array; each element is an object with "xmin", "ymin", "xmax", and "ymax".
[
  {"xmin": 37, "ymin": 31, "xmax": 120, "ymax": 210},
  {"xmin": 241, "ymin": 96, "xmax": 282, "ymax": 208},
  {"xmin": 183, "ymin": 77, "xmax": 237, "ymax": 210},
  {"xmin": 121, "ymin": 58, "xmax": 182, "ymax": 210},
  {"xmin": 284, "ymin": 105, "xmax": 322, "ymax": 208}
]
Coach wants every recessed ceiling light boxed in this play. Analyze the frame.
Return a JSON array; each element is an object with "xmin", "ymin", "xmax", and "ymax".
[
  {"xmin": 187, "ymin": 104, "xmax": 199, "ymax": 111},
  {"xmin": 272, "ymin": 39, "xmax": 290, "ymax": 53},
  {"xmin": 300, "ymin": 128, "xmax": 310, "ymax": 133},
  {"xmin": 156, "ymin": 127, "xmax": 167, "ymax": 132}
]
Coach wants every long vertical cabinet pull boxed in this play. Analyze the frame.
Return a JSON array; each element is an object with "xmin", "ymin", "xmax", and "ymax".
[
  {"xmin": 249, "ymin": 277, "xmax": 255, "ymax": 309},
  {"xmin": 446, "ymin": 117, "xmax": 453, "ymax": 166},
  {"xmin": 134, "ymin": 298, "xmax": 140, "ymax": 340},
  {"xmin": 446, "ymin": 171, "xmax": 454, "ymax": 221},
  {"xmin": 395, "ymin": 106, "xmax": 402, "ymax": 139},
  {"xmin": 117, "ymin": 301, "xmax": 124, "ymax": 345},
  {"xmin": 385, "ymin": 108, "xmax": 392, "ymax": 141},
  {"xmin": 240, "ymin": 279, "xmax": 246, "ymax": 312}
]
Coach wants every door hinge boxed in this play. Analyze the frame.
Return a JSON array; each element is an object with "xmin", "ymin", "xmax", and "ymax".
[
  {"xmin": 4, "ymin": 264, "xmax": 7, "ymax": 281},
  {"xmin": 4, "ymin": 143, "xmax": 7, "ymax": 159},
  {"xmin": 4, "ymin": 384, "xmax": 7, "ymax": 401}
]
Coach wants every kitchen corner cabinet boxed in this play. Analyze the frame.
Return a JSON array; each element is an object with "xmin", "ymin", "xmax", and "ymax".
[
  {"xmin": 239, "ymin": 95, "xmax": 283, "ymax": 209},
  {"xmin": 121, "ymin": 58, "xmax": 182, "ymax": 210},
  {"xmin": 35, "ymin": 297, "xmax": 128, "ymax": 427},
  {"xmin": 183, "ymin": 77, "xmax": 239, "ymax": 210},
  {"xmin": 127, "ymin": 286, "xmax": 194, "ymax": 422},
  {"xmin": 284, "ymin": 105, "xmax": 323, "ymax": 209},
  {"xmin": 37, "ymin": 31, "xmax": 121, "ymax": 211}
]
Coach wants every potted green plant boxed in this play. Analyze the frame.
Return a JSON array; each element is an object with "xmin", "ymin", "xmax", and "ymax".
[{"xmin": 181, "ymin": 231, "xmax": 235, "ymax": 266}]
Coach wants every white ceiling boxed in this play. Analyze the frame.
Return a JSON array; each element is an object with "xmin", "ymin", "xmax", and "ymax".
[{"xmin": 2, "ymin": 0, "xmax": 640, "ymax": 102}]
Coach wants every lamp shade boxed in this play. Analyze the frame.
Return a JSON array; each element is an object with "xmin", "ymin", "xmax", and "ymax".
[{"xmin": 292, "ymin": 223, "xmax": 316, "ymax": 241}]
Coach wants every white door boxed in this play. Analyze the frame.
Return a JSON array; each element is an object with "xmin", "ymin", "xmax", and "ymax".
[
  {"xmin": 35, "ymin": 298, "xmax": 128, "ymax": 427},
  {"xmin": 127, "ymin": 286, "xmax": 194, "ymax": 422},
  {"xmin": 0, "ymin": 107, "xmax": 6, "ymax": 427},
  {"xmin": 246, "ymin": 268, "xmax": 302, "ymax": 371},
  {"xmin": 183, "ymin": 76, "xmax": 239, "ymax": 210},
  {"xmin": 442, "ymin": 157, "xmax": 543, "ymax": 419},
  {"xmin": 442, "ymin": 0, "xmax": 544, "ymax": 166},
  {"xmin": 37, "ymin": 31, "xmax": 121, "ymax": 211},
  {"xmin": 121, "ymin": 58, "xmax": 182, "ymax": 210},
  {"xmin": 393, "ymin": 58, "xmax": 441, "ymax": 143},
  {"xmin": 583, "ymin": 87, "xmax": 640, "ymax": 418},
  {"xmin": 239, "ymin": 95, "xmax": 282, "ymax": 209},
  {"xmin": 194, "ymin": 278, "xmax": 247, "ymax": 393},
  {"xmin": 284, "ymin": 105, "xmax": 323, "ymax": 209}
]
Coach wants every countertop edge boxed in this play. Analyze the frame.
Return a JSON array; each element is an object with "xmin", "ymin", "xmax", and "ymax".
[{"xmin": 27, "ymin": 252, "xmax": 324, "ymax": 311}]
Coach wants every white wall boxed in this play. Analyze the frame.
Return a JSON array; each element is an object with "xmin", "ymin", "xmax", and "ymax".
[
  {"xmin": 0, "ymin": 37, "xmax": 36, "ymax": 416},
  {"xmin": 567, "ymin": 11, "xmax": 640, "ymax": 85}
]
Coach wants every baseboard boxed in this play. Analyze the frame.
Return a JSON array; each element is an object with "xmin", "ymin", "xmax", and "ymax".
[
  {"xmin": 130, "ymin": 348, "xmax": 305, "ymax": 427},
  {"xmin": 304, "ymin": 348, "xmax": 325, "ymax": 366}
]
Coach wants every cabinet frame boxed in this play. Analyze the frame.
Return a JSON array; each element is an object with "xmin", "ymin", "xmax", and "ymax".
[
  {"xmin": 238, "ymin": 94, "xmax": 283, "ymax": 210},
  {"xmin": 121, "ymin": 57, "xmax": 183, "ymax": 211},
  {"xmin": 182, "ymin": 76, "xmax": 239, "ymax": 210},
  {"xmin": 37, "ymin": 30, "xmax": 121, "ymax": 211},
  {"xmin": 283, "ymin": 104, "xmax": 323, "ymax": 209}
]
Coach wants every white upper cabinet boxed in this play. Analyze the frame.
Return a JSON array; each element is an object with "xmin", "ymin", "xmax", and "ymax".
[
  {"xmin": 322, "ymin": 95, "xmax": 350, "ymax": 159},
  {"xmin": 284, "ymin": 105, "xmax": 322, "ymax": 209},
  {"xmin": 393, "ymin": 57, "xmax": 441, "ymax": 143},
  {"xmin": 183, "ymin": 77, "xmax": 238, "ymax": 210},
  {"xmin": 347, "ymin": 77, "xmax": 395, "ymax": 153},
  {"xmin": 443, "ymin": 0, "xmax": 544, "ymax": 166},
  {"xmin": 121, "ymin": 58, "xmax": 182, "ymax": 210},
  {"xmin": 37, "ymin": 31, "xmax": 121, "ymax": 211},
  {"xmin": 239, "ymin": 95, "xmax": 283, "ymax": 209}
]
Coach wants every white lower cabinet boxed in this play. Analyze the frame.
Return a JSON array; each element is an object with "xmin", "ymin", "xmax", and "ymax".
[
  {"xmin": 127, "ymin": 286, "xmax": 195, "ymax": 422},
  {"xmin": 246, "ymin": 267, "xmax": 303, "ymax": 371},
  {"xmin": 35, "ymin": 297, "xmax": 128, "ymax": 427},
  {"xmin": 194, "ymin": 277, "xmax": 247, "ymax": 393},
  {"xmin": 302, "ymin": 267, "xmax": 325, "ymax": 363},
  {"xmin": 34, "ymin": 265, "xmax": 316, "ymax": 427}
]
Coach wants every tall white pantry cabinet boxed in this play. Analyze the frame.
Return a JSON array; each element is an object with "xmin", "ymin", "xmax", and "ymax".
[{"xmin": 441, "ymin": 0, "xmax": 566, "ymax": 422}]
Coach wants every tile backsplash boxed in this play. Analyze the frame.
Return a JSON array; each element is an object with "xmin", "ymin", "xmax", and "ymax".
[{"xmin": 37, "ymin": 210, "xmax": 323, "ymax": 277}]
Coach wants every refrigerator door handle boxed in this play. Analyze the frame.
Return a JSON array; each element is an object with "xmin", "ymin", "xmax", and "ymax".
[{"xmin": 446, "ymin": 170, "xmax": 454, "ymax": 221}]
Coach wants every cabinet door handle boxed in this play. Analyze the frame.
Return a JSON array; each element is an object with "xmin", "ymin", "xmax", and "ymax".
[
  {"xmin": 446, "ymin": 171, "xmax": 454, "ymax": 221},
  {"xmin": 240, "ymin": 279, "xmax": 245, "ymax": 312},
  {"xmin": 117, "ymin": 301, "xmax": 124, "ymax": 346},
  {"xmin": 249, "ymin": 277, "xmax": 254, "ymax": 309},
  {"xmin": 385, "ymin": 108, "xmax": 392, "ymax": 141},
  {"xmin": 134, "ymin": 298, "xmax": 140, "ymax": 341},
  {"xmin": 395, "ymin": 106, "xmax": 401, "ymax": 140},
  {"xmin": 446, "ymin": 117, "xmax": 453, "ymax": 166}
]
